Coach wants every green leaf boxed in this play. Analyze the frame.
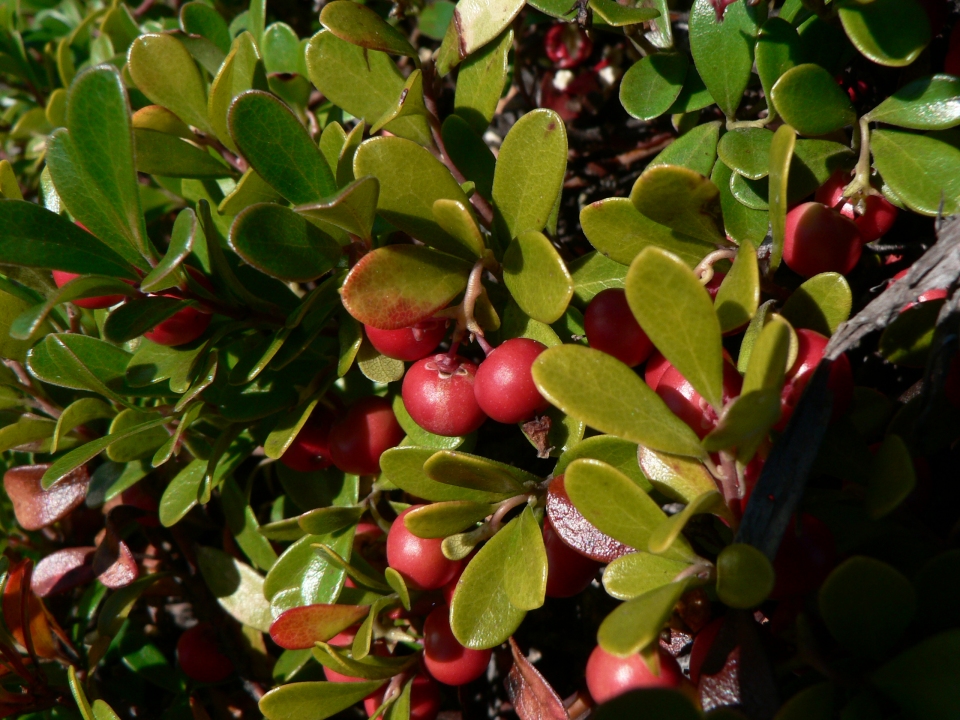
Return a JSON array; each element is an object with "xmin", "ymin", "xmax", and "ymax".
[
  {"xmin": 871, "ymin": 129, "xmax": 960, "ymax": 216},
  {"xmin": 879, "ymin": 299, "xmax": 941, "ymax": 367},
  {"xmin": 780, "ymin": 272, "xmax": 851, "ymax": 337},
  {"xmin": 312, "ymin": 642, "xmax": 418, "ymax": 680},
  {"xmin": 10, "ymin": 276, "xmax": 135, "ymax": 341},
  {"xmin": 432, "ymin": 199, "xmax": 486, "ymax": 259},
  {"xmin": 229, "ymin": 203, "xmax": 341, "ymax": 282},
  {"xmin": 590, "ymin": 0, "xmax": 659, "ymax": 26},
  {"xmin": 0, "ymin": 416, "xmax": 57, "ymax": 454},
  {"xmin": 47, "ymin": 67, "xmax": 153, "ymax": 272},
  {"xmin": 356, "ymin": 340, "xmax": 406, "ymax": 383},
  {"xmin": 502, "ymin": 506, "xmax": 547, "ymax": 611},
  {"xmin": 648, "ymin": 121, "xmax": 721, "ymax": 177},
  {"xmin": 369, "ymin": 70, "xmax": 432, "ymax": 145},
  {"xmin": 866, "ymin": 75, "xmax": 960, "ymax": 131},
  {"xmin": 297, "ymin": 176, "xmax": 380, "ymax": 242},
  {"xmin": 818, "ymin": 556, "xmax": 916, "ymax": 658},
  {"xmin": 354, "ymin": 137, "xmax": 478, "ymax": 259},
  {"xmin": 134, "ymin": 128, "xmax": 230, "ymax": 179},
  {"xmin": 299, "ymin": 506, "xmax": 365, "ymax": 536},
  {"xmin": 730, "ymin": 172, "xmax": 769, "ymax": 210},
  {"xmin": 196, "ymin": 545, "xmax": 272, "ymax": 631},
  {"xmin": 630, "ymin": 165, "xmax": 724, "ymax": 243},
  {"xmin": 320, "ymin": 1, "xmax": 416, "ymax": 58},
  {"xmin": 717, "ymin": 128, "xmax": 774, "ymax": 181},
  {"xmin": 554, "ymin": 435, "xmax": 651, "ymax": 492},
  {"xmin": 872, "ymin": 630, "xmax": 960, "ymax": 720},
  {"xmin": 305, "ymin": 31, "xmax": 429, "ymax": 145},
  {"xmin": 865, "ymin": 434, "xmax": 916, "ymax": 519},
  {"xmin": 128, "ymin": 34, "xmax": 214, "ymax": 136},
  {"xmin": 102, "ymin": 297, "xmax": 187, "ymax": 344},
  {"xmin": 790, "ymin": 139, "xmax": 856, "ymax": 201},
  {"xmin": 620, "ymin": 53, "xmax": 687, "ymax": 122},
  {"xmin": 702, "ymin": 387, "xmax": 782, "ymax": 460},
  {"xmin": 209, "ymin": 32, "xmax": 265, "ymax": 154},
  {"xmin": 714, "ymin": 242, "xmax": 759, "ymax": 334},
  {"xmin": 419, "ymin": 1, "xmax": 456, "ymax": 40},
  {"xmin": 441, "ymin": 114, "xmax": 497, "ymax": 200},
  {"xmin": 381, "ymin": 447, "xmax": 513, "ymax": 503},
  {"xmin": 715, "ymin": 543, "xmax": 775, "ymax": 608},
  {"xmin": 648, "ymin": 490, "xmax": 727, "ymax": 554},
  {"xmin": 564, "ymin": 458, "xmax": 696, "ymax": 561},
  {"xmin": 424, "ymin": 450, "xmax": 537, "ymax": 495},
  {"xmin": 741, "ymin": 314, "xmax": 790, "ymax": 394},
  {"xmin": 52, "ymin": 398, "xmax": 114, "ymax": 454},
  {"xmin": 602, "ymin": 552, "xmax": 690, "ymax": 600},
  {"xmin": 181, "ymin": 1, "xmax": 232, "ymax": 54},
  {"xmin": 597, "ymin": 580, "xmax": 688, "ymax": 656},
  {"xmin": 140, "ymin": 209, "xmax": 195, "ymax": 293},
  {"xmin": 756, "ymin": 17, "xmax": 804, "ymax": 118},
  {"xmin": 838, "ymin": 0, "xmax": 930, "ymax": 68},
  {"xmin": 626, "ymin": 247, "xmax": 724, "ymax": 410},
  {"xmin": 712, "ymin": 162, "xmax": 769, "ymax": 246},
  {"xmin": 440, "ymin": 0, "xmax": 525, "ymax": 71},
  {"xmin": 771, "ymin": 64, "xmax": 856, "ymax": 136},
  {"xmin": 768, "ymin": 124, "xmax": 796, "ymax": 271},
  {"xmin": 341, "ymin": 244, "xmax": 471, "ymax": 329},
  {"xmin": 263, "ymin": 22, "xmax": 307, "ymax": 75},
  {"xmin": 503, "ymin": 231, "xmax": 573, "ymax": 324},
  {"xmin": 264, "ymin": 530, "xmax": 353, "ymax": 614},
  {"xmin": 229, "ymin": 91, "xmax": 337, "ymax": 205},
  {"xmin": 688, "ymin": 0, "xmax": 765, "ymax": 118},
  {"xmin": 105, "ymin": 409, "xmax": 170, "ymax": 462},
  {"xmin": 492, "ymin": 109, "xmax": 567, "ymax": 241},
  {"xmin": 450, "ymin": 516, "xmax": 527, "ymax": 649},
  {"xmin": 454, "ymin": 28, "xmax": 512, "ymax": 135},
  {"xmin": 636, "ymin": 446, "xmax": 718, "ymax": 504},
  {"xmin": 532, "ymin": 345, "xmax": 706, "ymax": 458},
  {"xmin": 403, "ymin": 501, "xmax": 496, "ymax": 538},
  {"xmin": 580, "ymin": 197, "xmax": 716, "ymax": 268},
  {"xmin": 260, "ymin": 680, "xmax": 386, "ymax": 720},
  {"xmin": 159, "ymin": 460, "xmax": 204, "ymax": 527}
]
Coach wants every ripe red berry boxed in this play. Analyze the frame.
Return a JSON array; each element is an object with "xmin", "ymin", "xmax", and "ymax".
[
  {"xmin": 364, "ymin": 673, "xmax": 441, "ymax": 720},
  {"xmin": 783, "ymin": 202, "xmax": 862, "ymax": 278},
  {"xmin": 770, "ymin": 513, "xmax": 835, "ymax": 599},
  {"xmin": 543, "ymin": 517, "xmax": 601, "ymax": 598},
  {"xmin": 776, "ymin": 329, "xmax": 853, "ymax": 430},
  {"xmin": 473, "ymin": 338, "xmax": 550, "ymax": 424},
  {"xmin": 280, "ymin": 416, "xmax": 333, "ymax": 473},
  {"xmin": 644, "ymin": 351, "xmax": 670, "ymax": 391},
  {"xmin": 402, "ymin": 354, "xmax": 487, "ymax": 436},
  {"xmin": 584, "ymin": 289, "xmax": 653, "ymax": 367},
  {"xmin": 52, "ymin": 271, "xmax": 125, "ymax": 309},
  {"xmin": 176, "ymin": 623, "xmax": 233, "ymax": 684},
  {"xmin": 544, "ymin": 24, "xmax": 593, "ymax": 69},
  {"xmin": 655, "ymin": 360, "xmax": 743, "ymax": 439},
  {"xmin": 422, "ymin": 606, "xmax": 491, "ymax": 686},
  {"xmin": 364, "ymin": 319, "xmax": 448, "ymax": 361},
  {"xmin": 144, "ymin": 305, "xmax": 212, "ymax": 346},
  {"xmin": 815, "ymin": 171, "xmax": 899, "ymax": 243},
  {"xmin": 328, "ymin": 396, "xmax": 404, "ymax": 475},
  {"xmin": 387, "ymin": 506, "xmax": 463, "ymax": 591},
  {"xmin": 585, "ymin": 645, "xmax": 682, "ymax": 704}
]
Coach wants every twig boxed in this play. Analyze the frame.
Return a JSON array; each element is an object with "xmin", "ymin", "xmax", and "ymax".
[{"xmin": 3, "ymin": 360, "xmax": 62, "ymax": 419}]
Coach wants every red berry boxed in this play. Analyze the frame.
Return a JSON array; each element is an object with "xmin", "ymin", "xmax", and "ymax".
[
  {"xmin": 644, "ymin": 351, "xmax": 670, "ymax": 391},
  {"xmin": 52, "ymin": 271, "xmax": 125, "ymax": 310},
  {"xmin": 544, "ymin": 24, "xmax": 593, "ymax": 69},
  {"xmin": 144, "ymin": 305, "xmax": 211, "ymax": 346},
  {"xmin": 585, "ymin": 645, "xmax": 682, "ymax": 704},
  {"xmin": 422, "ymin": 606, "xmax": 491, "ymax": 686},
  {"xmin": 365, "ymin": 319, "xmax": 447, "ymax": 361},
  {"xmin": 543, "ymin": 517, "xmax": 601, "ymax": 598},
  {"xmin": 402, "ymin": 354, "xmax": 487, "ymax": 436},
  {"xmin": 280, "ymin": 416, "xmax": 333, "ymax": 473},
  {"xmin": 584, "ymin": 289, "xmax": 653, "ymax": 367},
  {"xmin": 473, "ymin": 338, "xmax": 550, "ymax": 424},
  {"xmin": 783, "ymin": 202, "xmax": 862, "ymax": 278},
  {"xmin": 815, "ymin": 171, "xmax": 898, "ymax": 244},
  {"xmin": 176, "ymin": 623, "xmax": 233, "ymax": 684},
  {"xmin": 328, "ymin": 396, "xmax": 404, "ymax": 475},
  {"xmin": 364, "ymin": 673, "xmax": 441, "ymax": 720},
  {"xmin": 655, "ymin": 360, "xmax": 743, "ymax": 439},
  {"xmin": 776, "ymin": 329, "xmax": 853, "ymax": 430},
  {"xmin": 386, "ymin": 506, "xmax": 463, "ymax": 591},
  {"xmin": 688, "ymin": 617, "xmax": 725, "ymax": 684},
  {"xmin": 770, "ymin": 514, "xmax": 835, "ymax": 599}
]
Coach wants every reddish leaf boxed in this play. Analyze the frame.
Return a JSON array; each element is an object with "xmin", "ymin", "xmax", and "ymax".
[
  {"xmin": 269, "ymin": 604, "xmax": 370, "ymax": 649},
  {"xmin": 708, "ymin": 0, "xmax": 739, "ymax": 21},
  {"xmin": 505, "ymin": 637, "xmax": 568, "ymax": 720},
  {"xmin": 93, "ymin": 533, "xmax": 139, "ymax": 589},
  {"xmin": 546, "ymin": 475, "xmax": 634, "ymax": 563},
  {"xmin": 4, "ymin": 464, "xmax": 89, "ymax": 531},
  {"xmin": 31, "ymin": 548, "xmax": 96, "ymax": 597},
  {"xmin": 2, "ymin": 560, "xmax": 59, "ymax": 660}
]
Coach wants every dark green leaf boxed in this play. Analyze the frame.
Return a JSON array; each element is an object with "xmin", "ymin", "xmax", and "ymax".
[
  {"xmin": 715, "ymin": 543, "xmax": 775, "ymax": 608},
  {"xmin": 756, "ymin": 17, "xmax": 804, "ymax": 118},
  {"xmin": 102, "ymin": 297, "xmax": 187, "ymax": 343},
  {"xmin": 865, "ymin": 434, "xmax": 915, "ymax": 519},
  {"xmin": 838, "ymin": 0, "xmax": 930, "ymax": 68},
  {"xmin": 648, "ymin": 121, "xmax": 721, "ymax": 178},
  {"xmin": 771, "ymin": 64, "xmax": 856, "ymax": 136},
  {"xmin": 871, "ymin": 129, "xmax": 960, "ymax": 216},
  {"xmin": 866, "ymin": 75, "xmax": 960, "ymax": 131},
  {"xmin": 134, "ymin": 128, "xmax": 231, "ymax": 178},
  {"xmin": 620, "ymin": 53, "xmax": 687, "ymax": 122},
  {"xmin": 872, "ymin": 630, "xmax": 960, "ymax": 720},
  {"xmin": 712, "ymin": 161, "xmax": 769, "ymax": 246},
  {"xmin": 209, "ymin": 32, "xmax": 266, "ymax": 155}
]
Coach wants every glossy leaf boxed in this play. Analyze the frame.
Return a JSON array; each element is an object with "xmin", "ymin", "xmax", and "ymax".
[
  {"xmin": 768, "ymin": 124, "xmax": 796, "ymax": 271},
  {"xmin": 443, "ymin": 0, "xmax": 525, "ymax": 70},
  {"xmin": 554, "ymin": 435, "xmax": 650, "ymax": 491},
  {"xmin": 771, "ymin": 64, "xmax": 856, "ymax": 136},
  {"xmin": 756, "ymin": 17, "xmax": 804, "ymax": 118},
  {"xmin": 597, "ymin": 580, "xmax": 688, "ymax": 656},
  {"xmin": 790, "ymin": 139, "xmax": 855, "ymax": 201},
  {"xmin": 450, "ymin": 515, "xmax": 527, "ymax": 649},
  {"xmin": 229, "ymin": 91, "xmax": 337, "ymax": 205},
  {"xmin": 425, "ymin": 450, "xmax": 537, "ymax": 494},
  {"xmin": 196, "ymin": 546, "xmax": 272, "ymax": 631},
  {"xmin": 648, "ymin": 120, "xmax": 721, "ymax": 177},
  {"xmin": 630, "ymin": 165, "xmax": 724, "ymax": 243},
  {"xmin": 270, "ymin": 604, "xmax": 370, "ymax": 650},
  {"xmin": 602, "ymin": 552, "xmax": 690, "ymax": 600},
  {"xmin": 636, "ymin": 446, "xmax": 717, "ymax": 504},
  {"xmin": 10, "ymin": 276, "xmax": 135, "ymax": 341},
  {"xmin": 590, "ymin": 0, "xmax": 659, "ymax": 26},
  {"xmin": 838, "ymin": 0, "xmax": 930, "ymax": 68},
  {"xmin": 354, "ymin": 137, "xmax": 479, "ymax": 258},
  {"xmin": 503, "ymin": 506, "xmax": 548, "ymax": 611},
  {"xmin": 102, "ymin": 297, "xmax": 187, "ymax": 344},
  {"xmin": 871, "ymin": 129, "xmax": 960, "ymax": 216},
  {"xmin": 52, "ymin": 398, "xmax": 114, "ymax": 453},
  {"xmin": 320, "ymin": 1, "xmax": 416, "ymax": 58},
  {"xmin": 730, "ymin": 172, "xmax": 769, "ymax": 210},
  {"xmin": 865, "ymin": 434, "xmax": 916, "ymax": 519},
  {"xmin": 532, "ymin": 345, "xmax": 706, "ymax": 459},
  {"xmin": 714, "ymin": 241, "xmax": 759, "ymax": 334},
  {"xmin": 4, "ymin": 464, "xmax": 89, "ymax": 531},
  {"xmin": 712, "ymin": 162, "xmax": 769, "ymax": 246},
  {"xmin": 134, "ymin": 129, "xmax": 230, "ymax": 178},
  {"xmin": 620, "ymin": 53, "xmax": 687, "ymax": 122},
  {"xmin": 741, "ymin": 315, "xmax": 791, "ymax": 395},
  {"xmin": 209, "ymin": 32, "xmax": 264, "ymax": 154},
  {"xmin": 264, "ymin": 530, "xmax": 353, "ymax": 615},
  {"xmin": 297, "ymin": 176, "xmax": 379, "ymax": 242},
  {"xmin": 688, "ymin": 0, "xmax": 765, "ymax": 118},
  {"xmin": 580, "ymin": 197, "xmax": 717, "ymax": 268},
  {"xmin": 260, "ymin": 681, "xmax": 386, "ymax": 720},
  {"xmin": 341, "ymin": 244, "xmax": 471, "ymax": 330},
  {"xmin": 717, "ymin": 128, "xmax": 774, "ymax": 181},
  {"xmin": 403, "ymin": 501, "xmax": 495, "ymax": 538},
  {"xmin": 454, "ymin": 28, "xmax": 512, "ymax": 135},
  {"xmin": 546, "ymin": 473, "xmax": 633, "ymax": 563},
  {"xmin": 492, "ymin": 109, "xmax": 567, "ymax": 241},
  {"xmin": 432, "ymin": 199, "xmax": 486, "ymax": 259},
  {"xmin": 866, "ymin": 75, "xmax": 960, "ymax": 131},
  {"xmin": 141, "ymin": 208, "xmax": 196, "ymax": 293},
  {"xmin": 626, "ymin": 247, "xmax": 724, "ymax": 410},
  {"xmin": 780, "ymin": 273, "xmax": 851, "ymax": 337},
  {"xmin": 667, "ymin": 62, "xmax": 716, "ymax": 114},
  {"xmin": 181, "ymin": 1, "xmax": 232, "ymax": 53},
  {"xmin": 105, "ymin": 409, "xmax": 170, "ymax": 462},
  {"xmin": 503, "ymin": 231, "xmax": 573, "ymax": 324},
  {"xmin": 381, "ymin": 447, "xmax": 514, "ymax": 503}
]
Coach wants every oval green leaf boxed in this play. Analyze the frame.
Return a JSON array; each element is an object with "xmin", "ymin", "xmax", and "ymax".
[
  {"xmin": 866, "ymin": 75, "xmax": 960, "ymax": 131},
  {"xmin": 630, "ymin": 165, "xmax": 724, "ymax": 244},
  {"xmin": 838, "ymin": 0, "xmax": 930, "ymax": 68},
  {"xmin": 771, "ymin": 64, "xmax": 856, "ymax": 137},
  {"xmin": 503, "ymin": 230, "xmax": 573, "ymax": 324},
  {"xmin": 871, "ymin": 129, "xmax": 960, "ymax": 216},
  {"xmin": 780, "ymin": 272, "xmax": 852, "ymax": 337},
  {"xmin": 597, "ymin": 580, "xmax": 689, "ymax": 657},
  {"xmin": 717, "ymin": 128, "xmax": 774, "ymax": 181},
  {"xmin": 320, "ymin": 1, "xmax": 417, "ymax": 58},
  {"xmin": 620, "ymin": 53, "xmax": 687, "ymax": 122},
  {"xmin": 714, "ymin": 241, "xmax": 759, "ymax": 334}
]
